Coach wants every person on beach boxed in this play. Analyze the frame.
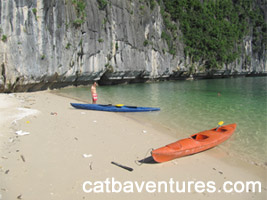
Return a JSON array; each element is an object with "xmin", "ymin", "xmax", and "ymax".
[{"xmin": 91, "ymin": 82, "xmax": 98, "ymax": 104}]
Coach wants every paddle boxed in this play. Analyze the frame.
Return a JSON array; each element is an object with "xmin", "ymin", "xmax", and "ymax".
[
  {"xmin": 215, "ymin": 121, "xmax": 224, "ymax": 131},
  {"xmin": 111, "ymin": 161, "xmax": 133, "ymax": 172}
]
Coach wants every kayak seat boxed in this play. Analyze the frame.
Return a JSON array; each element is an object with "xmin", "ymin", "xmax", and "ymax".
[{"xmin": 191, "ymin": 134, "xmax": 209, "ymax": 141}]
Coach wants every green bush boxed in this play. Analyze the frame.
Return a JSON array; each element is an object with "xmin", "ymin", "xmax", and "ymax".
[
  {"xmin": 72, "ymin": 0, "xmax": 86, "ymax": 27},
  {"xmin": 1, "ymin": 35, "xmax": 7, "ymax": 42},
  {"xmin": 66, "ymin": 43, "xmax": 71, "ymax": 49},
  {"xmin": 73, "ymin": 19, "xmax": 85, "ymax": 27},
  {"xmin": 143, "ymin": 40, "xmax": 149, "ymax": 46},
  {"xmin": 115, "ymin": 42, "xmax": 119, "ymax": 51},
  {"xmin": 32, "ymin": 8, "xmax": 37, "ymax": 19},
  {"xmin": 97, "ymin": 0, "xmax": 108, "ymax": 10},
  {"xmin": 150, "ymin": 0, "xmax": 156, "ymax": 10}
]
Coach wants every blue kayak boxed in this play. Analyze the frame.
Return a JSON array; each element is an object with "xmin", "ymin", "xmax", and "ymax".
[{"xmin": 70, "ymin": 103, "xmax": 160, "ymax": 112}]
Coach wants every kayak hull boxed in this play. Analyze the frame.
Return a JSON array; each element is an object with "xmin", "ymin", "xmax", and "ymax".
[
  {"xmin": 70, "ymin": 103, "xmax": 160, "ymax": 112},
  {"xmin": 152, "ymin": 123, "xmax": 236, "ymax": 163}
]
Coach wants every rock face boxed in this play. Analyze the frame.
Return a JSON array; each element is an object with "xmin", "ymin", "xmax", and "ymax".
[{"xmin": 0, "ymin": 0, "xmax": 266, "ymax": 92}]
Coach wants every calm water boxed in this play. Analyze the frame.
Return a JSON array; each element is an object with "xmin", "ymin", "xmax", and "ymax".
[{"xmin": 57, "ymin": 77, "xmax": 267, "ymax": 166}]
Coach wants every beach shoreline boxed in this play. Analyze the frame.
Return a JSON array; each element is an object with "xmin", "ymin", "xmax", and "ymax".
[
  {"xmin": 0, "ymin": 91, "xmax": 266, "ymax": 200},
  {"xmin": 53, "ymin": 89, "xmax": 267, "ymax": 169}
]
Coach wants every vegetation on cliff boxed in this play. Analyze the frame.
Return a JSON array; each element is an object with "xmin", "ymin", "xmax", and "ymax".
[
  {"xmin": 160, "ymin": 0, "xmax": 266, "ymax": 70},
  {"xmin": 72, "ymin": 0, "xmax": 87, "ymax": 27}
]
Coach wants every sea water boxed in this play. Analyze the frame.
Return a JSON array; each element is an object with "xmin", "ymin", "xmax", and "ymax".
[{"xmin": 57, "ymin": 77, "xmax": 267, "ymax": 167}]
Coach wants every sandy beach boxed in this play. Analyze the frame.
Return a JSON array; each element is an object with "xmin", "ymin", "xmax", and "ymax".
[{"xmin": 0, "ymin": 91, "xmax": 266, "ymax": 200}]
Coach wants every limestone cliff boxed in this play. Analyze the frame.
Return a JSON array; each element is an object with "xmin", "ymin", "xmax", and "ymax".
[{"xmin": 0, "ymin": 0, "xmax": 266, "ymax": 92}]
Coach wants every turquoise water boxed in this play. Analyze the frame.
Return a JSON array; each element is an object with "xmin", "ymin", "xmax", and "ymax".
[{"xmin": 57, "ymin": 77, "xmax": 267, "ymax": 166}]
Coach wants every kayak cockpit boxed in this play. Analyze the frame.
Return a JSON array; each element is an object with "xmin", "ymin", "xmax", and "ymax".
[
  {"xmin": 191, "ymin": 134, "xmax": 209, "ymax": 141},
  {"xmin": 212, "ymin": 127, "xmax": 228, "ymax": 132}
]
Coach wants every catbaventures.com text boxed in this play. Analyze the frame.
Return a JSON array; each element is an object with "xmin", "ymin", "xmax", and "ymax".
[{"xmin": 83, "ymin": 178, "xmax": 261, "ymax": 194}]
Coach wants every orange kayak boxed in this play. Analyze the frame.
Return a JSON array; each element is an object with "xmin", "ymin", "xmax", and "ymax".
[{"xmin": 152, "ymin": 123, "xmax": 236, "ymax": 163}]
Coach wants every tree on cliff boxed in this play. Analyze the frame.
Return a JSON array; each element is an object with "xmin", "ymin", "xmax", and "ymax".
[{"xmin": 161, "ymin": 0, "xmax": 266, "ymax": 70}]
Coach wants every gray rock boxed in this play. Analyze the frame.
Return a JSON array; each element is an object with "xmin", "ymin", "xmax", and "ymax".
[{"xmin": 0, "ymin": 0, "xmax": 266, "ymax": 92}]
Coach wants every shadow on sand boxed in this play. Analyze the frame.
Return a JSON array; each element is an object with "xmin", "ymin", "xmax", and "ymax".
[{"xmin": 137, "ymin": 156, "xmax": 158, "ymax": 164}]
